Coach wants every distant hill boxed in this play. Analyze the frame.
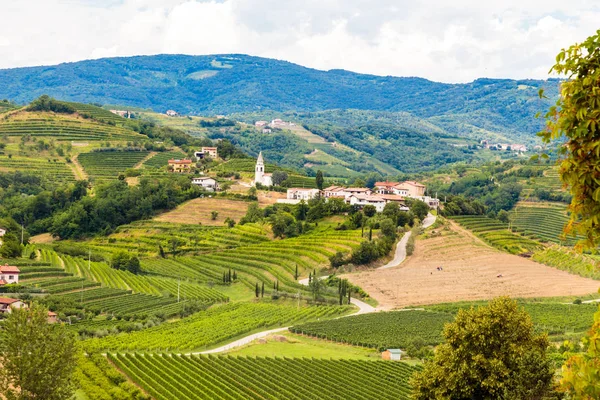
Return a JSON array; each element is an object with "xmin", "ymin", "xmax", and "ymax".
[{"xmin": 0, "ymin": 54, "xmax": 559, "ymax": 142}]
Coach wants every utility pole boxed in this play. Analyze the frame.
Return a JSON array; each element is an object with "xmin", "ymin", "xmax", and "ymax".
[{"xmin": 178, "ymin": 278, "xmax": 181, "ymax": 303}]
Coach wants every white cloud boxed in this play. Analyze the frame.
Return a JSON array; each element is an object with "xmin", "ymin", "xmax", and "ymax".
[{"xmin": 0, "ymin": 0, "xmax": 597, "ymax": 82}]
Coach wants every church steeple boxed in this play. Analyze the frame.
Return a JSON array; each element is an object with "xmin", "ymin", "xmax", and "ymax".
[{"xmin": 255, "ymin": 151, "xmax": 265, "ymax": 185}]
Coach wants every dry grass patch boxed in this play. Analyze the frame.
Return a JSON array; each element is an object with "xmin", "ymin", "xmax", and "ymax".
[
  {"xmin": 345, "ymin": 222, "xmax": 600, "ymax": 310},
  {"xmin": 154, "ymin": 198, "xmax": 251, "ymax": 226}
]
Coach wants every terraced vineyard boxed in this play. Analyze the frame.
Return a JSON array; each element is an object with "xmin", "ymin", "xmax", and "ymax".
[
  {"xmin": 66, "ymin": 103, "xmax": 127, "ymax": 124},
  {"xmin": 0, "ymin": 155, "xmax": 76, "ymax": 184},
  {"xmin": 39, "ymin": 248, "xmax": 229, "ymax": 302},
  {"xmin": 451, "ymin": 215, "xmax": 542, "ymax": 254},
  {"xmin": 291, "ymin": 310, "xmax": 453, "ymax": 350},
  {"xmin": 78, "ymin": 151, "xmax": 149, "ymax": 181},
  {"xmin": 509, "ymin": 202, "xmax": 582, "ymax": 245},
  {"xmin": 0, "ymin": 112, "xmax": 143, "ymax": 141},
  {"xmin": 85, "ymin": 302, "xmax": 351, "ymax": 352},
  {"xmin": 143, "ymin": 151, "xmax": 187, "ymax": 168},
  {"xmin": 532, "ymin": 246, "xmax": 600, "ymax": 280},
  {"xmin": 285, "ymin": 175, "xmax": 317, "ymax": 188},
  {"xmin": 109, "ymin": 353, "xmax": 418, "ymax": 400},
  {"xmin": 88, "ymin": 221, "xmax": 270, "ymax": 256}
]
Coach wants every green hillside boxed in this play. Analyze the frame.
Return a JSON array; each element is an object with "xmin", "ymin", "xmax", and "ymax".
[{"xmin": 0, "ymin": 54, "xmax": 559, "ymax": 143}]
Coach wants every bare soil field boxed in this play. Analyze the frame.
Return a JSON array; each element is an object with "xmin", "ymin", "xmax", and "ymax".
[
  {"xmin": 29, "ymin": 233, "xmax": 55, "ymax": 244},
  {"xmin": 345, "ymin": 222, "xmax": 600, "ymax": 310},
  {"xmin": 153, "ymin": 193, "xmax": 284, "ymax": 225}
]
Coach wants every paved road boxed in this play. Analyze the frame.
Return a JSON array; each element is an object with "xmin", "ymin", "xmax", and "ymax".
[
  {"xmin": 379, "ymin": 213, "xmax": 436, "ymax": 270},
  {"xmin": 197, "ymin": 327, "xmax": 289, "ymax": 354}
]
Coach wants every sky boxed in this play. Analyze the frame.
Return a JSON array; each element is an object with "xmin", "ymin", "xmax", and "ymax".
[{"xmin": 0, "ymin": 0, "xmax": 598, "ymax": 83}]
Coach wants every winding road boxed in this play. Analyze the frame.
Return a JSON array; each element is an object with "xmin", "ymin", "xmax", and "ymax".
[{"xmin": 193, "ymin": 214, "xmax": 435, "ymax": 355}]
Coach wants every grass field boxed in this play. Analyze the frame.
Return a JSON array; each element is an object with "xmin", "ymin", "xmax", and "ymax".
[{"xmin": 154, "ymin": 198, "xmax": 256, "ymax": 226}]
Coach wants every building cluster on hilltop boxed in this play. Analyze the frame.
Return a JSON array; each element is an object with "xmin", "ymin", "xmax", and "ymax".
[
  {"xmin": 254, "ymin": 119, "xmax": 296, "ymax": 134},
  {"xmin": 480, "ymin": 140, "xmax": 527, "ymax": 152}
]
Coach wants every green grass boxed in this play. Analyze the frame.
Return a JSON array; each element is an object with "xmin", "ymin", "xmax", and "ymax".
[
  {"xmin": 109, "ymin": 353, "xmax": 419, "ymax": 400},
  {"xmin": 225, "ymin": 332, "xmax": 380, "ymax": 360}
]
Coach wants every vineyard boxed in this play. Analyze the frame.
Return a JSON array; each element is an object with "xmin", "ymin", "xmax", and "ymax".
[
  {"xmin": 291, "ymin": 310, "xmax": 453, "ymax": 350},
  {"xmin": 509, "ymin": 202, "xmax": 582, "ymax": 245},
  {"xmin": 532, "ymin": 246, "xmax": 600, "ymax": 280},
  {"xmin": 78, "ymin": 150, "xmax": 150, "ymax": 181},
  {"xmin": 0, "ymin": 155, "xmax": 76, "ymax": 184},
  {"xmin": 66, "ymin": 103, "xmax": 128, "ymax": 124},
  {"xmin": 84, "ymin": 302, "xmax": 351, "ymax": 352},
  {"xmin": 108, "ymin": 353, "xmax": 418, "ymax": 400},
  {"xmin": 451, "ymin": 215, "xmax": 542, "ymax": 254},
  {"xmin": 0, "ymin": 111, "xmax": 143, "ymax": 141},
  {"xmin": 143, "ymin": 151, "xmax": 187, "ymax": 168}
]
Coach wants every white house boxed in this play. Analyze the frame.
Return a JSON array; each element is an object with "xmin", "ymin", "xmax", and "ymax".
[
  {"xmin": 348, "ymin": 194, "xmax": 386, "ymax": 212},
  {"xmin": 287, "ymin": 188, "xmax": 321, "ymax": 201},
  {"xmin": 166, "ymin": 110, "xmax": 178, "ymax": 117},
  {"xmin": 341, "ymin": 188, "xmax": 372, "ymax": 200},
  {"xmin": 0, "ymin": 264, "xmax": 20, "ymax": 286},
  {"xmin": 262, "ymin": 128, "xmax": 272, "ymax": 134},
  {"xmin": 0, "ymin": 227, "xmax": 6, "ymax": 237},
  {"xmin": 374, "ymin": 181, "xmax": 399, "ymax": 194},
  {"xmin": 0, "ymin": 297, "xmax": 26, "ymax": 314},
  {"xmin": 392, "ymin": 185, "xmax": 409, "ymax": 196},
  {"xmin": 323, "ymin": 186, "xmax": 347, "ymax": 198},
  {"xmin": 192, "ymin": 177, "xmax": 219, "ymax": 192},
  {"xmin": 254, "ymin": 152, "xmax": 273, "ymax": 186},
  {"xmin": 401, "ymin": 181, "xmax": 426, "ymax": 197},
  {"xmin": 255, "ymin": 121, "xmax": 268, "ymax": 127},
  {"xmin": 382, "ymin": 349, "xmax": 402, "ymax": 361}
]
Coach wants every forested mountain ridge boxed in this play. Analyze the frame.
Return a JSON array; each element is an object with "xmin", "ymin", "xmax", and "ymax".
[{"xmin": 0, "ymin": 54, "xmax": 558, "ymax": 142}]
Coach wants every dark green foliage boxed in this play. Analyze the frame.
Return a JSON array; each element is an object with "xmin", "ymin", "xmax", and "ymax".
[
  {"xmin": 27, "ymin": 95, "xmax": 76, "ymax": 114},
  {"xmin": 363, "ymin": 205, "xmax": 376, "ymax": 217},
  {"xmin": 110, "ymin": 252, "xmax": 141, "ymax": 274},
  {"xmin": 329, "ymin": 251, "xmax": 346, "ymax": 268},
  {"xmin": 271, "ymin": 170, "xmax": 288, "ymax": 186},
  {"xmin": 315, "ymin": 170, "xmax": 324, "ymax": 190},
  {"xmin": 407, "ymin": 199, "xmax": 430, "ymax": 221}
]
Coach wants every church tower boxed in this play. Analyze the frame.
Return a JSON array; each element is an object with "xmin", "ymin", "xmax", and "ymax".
[{"xmin": 255, "ymin": 151, "xmax": 265, "ymax": 185}]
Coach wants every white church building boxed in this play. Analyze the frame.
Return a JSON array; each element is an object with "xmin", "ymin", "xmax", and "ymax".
[{"xmin": 254, "ymin": 152, "xmax": 273, "ymax": 186}]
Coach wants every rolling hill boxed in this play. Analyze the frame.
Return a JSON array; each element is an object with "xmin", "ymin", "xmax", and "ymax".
[{"xmin": 0, "ymin": 54, "xmax": 559, "ymax": 143}]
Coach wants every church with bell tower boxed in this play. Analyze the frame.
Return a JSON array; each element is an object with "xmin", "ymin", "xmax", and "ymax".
[{"xmin": 254, "ymin": 151, "xmax": 273, "ymax": 186}]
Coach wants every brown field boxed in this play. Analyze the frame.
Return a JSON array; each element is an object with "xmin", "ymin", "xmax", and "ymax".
[
  {"xmin": 345, "ymin": 222, "xmax": 600, "ymax": 310},
  {"xmin": 29, "ymin": 233, "xmax": 55, "ymax": 244},
  {"xmin": 153, "ymin": 193, "xmax": 284, "ymax": 226}
]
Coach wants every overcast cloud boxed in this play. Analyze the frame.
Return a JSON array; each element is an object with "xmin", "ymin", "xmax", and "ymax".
[{"xmin": 0, "ymin": 0, "xmax": 598, "ymax": 82}]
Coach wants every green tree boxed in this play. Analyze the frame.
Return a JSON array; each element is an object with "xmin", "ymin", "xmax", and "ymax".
[
  {"xmin": 272, "ymin": 171, "xmax": 288, "ymax": 186},
  {"xmin": 255, "ymin": 282, "xmax": 259, "ymax": 298},
  {"xmin": 261, "ymin": 282, "xmax": 264, "ymax": 298},
  {"xmin": 497, "ymin": 209, "xmax": 509, "ymax": 223},
  {"xmin": 409, "ymin": 199, "xmax": 429, "ymax": 221},
  {"xmin": 363, "ymin": 205, "xmax": 377, "ymax": 217},
  {"xmin": 379, "ymin": 218, "xmax": 397, "ymax": 240},
  {"xmin": 540, "ymin": 30, "xmax": 600, "ymax": 248},
  {"xmin": 411, "ymin": 297, "xmax": 556, "ymax": 399},
  {"xmin": 224, "ymin": 217, "xmax": 236, "ymax": 228},
  {"xmin": 211, "ymin": 211, "xmax": 219, "ymax": 220},
  {"xmin": 315, "ymin": 170, "xmax": 324, "ymax": 190},
  {"xmin": 0, "ymin": 304, "xmax": 80, "ymax": 399},
  {"xmin": 0, "ymin": 235, "xmax": 23, "ymax": 259}
]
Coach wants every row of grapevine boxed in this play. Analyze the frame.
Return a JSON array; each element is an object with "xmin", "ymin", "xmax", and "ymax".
[
  {"xmin": 0, "ymin": 155, "xmax": 76, "ymax": 184},
  {"xmin": 109, "ymin": 353, "xmax": 419, "ymax": 400},
  {"xmin": 78, "ymin": 150, "xmax": 150, "ymax": 180}
]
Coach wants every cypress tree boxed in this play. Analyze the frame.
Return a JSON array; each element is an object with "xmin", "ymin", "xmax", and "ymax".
[
  {"xmin": 338, "ymin": 279, "xmax": 342, "ymax": 294},
  {"xmin": 348, "ymin": 289, "xmax": 351, "ymax": 303},
  {"xmin": 261, "ymin": 282, "xmax": 264, "ymax": 297},
  {"xmin": 273, "ymin": 281, "xmax": 276, "ymax": 290},
  {"xmin": 369, "ymin": 227, "xmax": 373, "ymax": 241},
  {"xmin": 233, "ymin": 270, "xmax": 237, "ymax": 281},
  {"xmin": 339, "ymin": 292, "xmax": 343, "ymax": 305},
  {"xmin": 228, "ymin": 269, "xmax": 232, "ymax": 282},
  {"xmin": 308, "ymin": 272, "xmax": 312, "ymax": 284},
  {"xmin": 276, "ymin": 280, "xmax": 279, "ymax": 291},
  {"xmin": 255, "ymin": 283, "xmax": 259, "ymax": 298},
  {"xmin": 223, "ymin": 272, "xmax": 226, "ymax": 283},
  {"xmin": 294, "ymin": 265, "xmax": 298, "ymax": 280}
]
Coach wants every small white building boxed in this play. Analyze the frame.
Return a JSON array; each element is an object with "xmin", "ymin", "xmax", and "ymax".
[
  {"xmin": 192, "ymin": 177, "xmax": 219, "ymax": 192},
  {"xmin": 201, "ymin": 147, "xmax": 218, "ymax": 159},
  {"xmin": 348, "ymin": 194, "xmax": 386, "ymax": 212},
  {"xmin": 0, "ymin": 265, "xmax": 20, "ymax": 286},
  {"xmin": 341, "ymin": 188, "xmax": 372, "ymax": 200},
  {"xmin": 287, "ymin": 188, "xmax": 321, "ymax": 201},
  {"xmin": 254, "ymin": 152, "xmax": 273, "ymax": 187},
  {"xmin": 392, "ymin": 185, "xmax": 409, "ymax": 197},
  {"xmin": 166, "ymin": 110, "xmax": 178, "ymax": 117},
  {"xmin": 255, "ymin": 121, "xmax": 268, "ymax": 127},
  {"xmin": 382, "ymin": 349, "xmax": 402, "ymax": 361},
  {"xmin": 0, "ymin": 227, "xmax": 6, "ymax": 237},
  {"xmin": 323, "ymin": 186, "xmax": 347, "ymax": 198},
  {"xmin": 0, "ymin": 297, "xmax": 26, "ymax": 314},
  {"xmin": 262, "ymin": 128, "xmax": 272, "ymax": 134}
]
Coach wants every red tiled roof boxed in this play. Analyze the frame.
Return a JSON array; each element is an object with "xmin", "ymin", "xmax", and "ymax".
[
  {"xmin": 0, "ymin": 265, "xmax": 20, "ymax": 273},
  {"xmin": 168, "ymin": 159, "xmax": 193, "ymax": 164},
  {"xmin": 402, "ymin": 180, "xmax": 425, "ymax": 187},
  {"xmin": 375, "ymin": 181, "xmax": 399, "ymax": 187},
  {"xmin": 343, "ymin": 188, "xmax": 370, "ymax": 192},
  {"xmin": 0, "ymin": 297, "xmax": 19, "ymax": 305},
  {"xmin": 380, "ymin": 195, "xmax": 405, "ymax": 201},
  {"xmin": 48, "ymin": 311, "xmax": 57, "ymax": 316}
]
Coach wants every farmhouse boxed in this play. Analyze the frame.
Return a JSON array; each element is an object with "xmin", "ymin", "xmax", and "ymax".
[
  {"xmin": 341, "ymin": 188, "xmax": 372, "ymax": 200},
  {"xmin": 287, "ymin": 188, "xmax": 321, "ymax": 201},
  {"xmin": 0, "ymin": 227, "xmax": 6, "ymax": 237},
  {"xmin": 0, "ymin": 297, "xmax": 26, "ymax": 314},
  {"xmin": 382, "ymin": 349, "xmax": 402, "ymax": 361},
  {"xmin": 0, "ymin": 264, "xmax": 20, "ymax": 286},
  {"xmin": 401, "ymin": 181, "xmax": 426, "ymax": 197},
  {"xmin": 374, "ymin": 181, "xmax": 400, "ymax": 194},
  {"xmin": 255, "ymin": 121, "xmax": 268, "ymax": 127},
  {"xmin": 47, "ymin": 311, "xmax": 58, "ymax": 324},
  {"xmin": 254, "ymin": 152, "xmax": 273, "ymax": 187},
  {"xmin": 323, "ymin": 186, "xmax": 347, "ymax": 198},
  {"xmin": 201, "ymin": 147, "xmax": 218, "ymax": 159},
  {"xmin": 168, "ymin": 159, "xmax": 193, "ymax": 173},
  {"xmin": 192, "ymin": 177, "xmax": 219, "ymax": 192},
  {"xmin": 348, "ymin": 194, "xmax": 386, "ymax": 212},
  {"xmin": 262, "ymin": 128, "xmax": 272, "ymax": 134},
  {"xmin": 166, "ymin": 110, "xmax": 178, "ymax": 117}
]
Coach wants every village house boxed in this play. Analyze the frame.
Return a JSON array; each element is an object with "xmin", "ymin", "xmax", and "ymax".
[
  {"xmin": 401, "ymin": 181, "xmax": 426, "ymax": 197},
  {"xmin": 379, "ymin": 195, "xmax": 409, "ymax": 209},
  {"xmin": 0, "ymin": 227, "xmax": 6, "ymax": 237},
  {"xmin": 168, "ymin": 159, "xmax": 193, "ymax": 173},
  {"xmin": 192, "ymin": 177, "xmax": 219, "ymax": 192},
  {"xmin": 323, "ymin": 186, "xmax": 347, "ymax": 198},
  {"xmin": 374, "ymin": 181, "xmax": 399, "ymax": 194},
  {"xmin": 254, "ymin": 152, "xmax": 273, "ymax": 186},
  {"xmin": 271, "ymin": 118, "xmax": 283, "ymax": 125},
  {"xmin": 341, "ymin": 187, "xmax": 372, "ymax": 200},
  {"xmin": 109, "ymin": 110, "xmax": 131, "ymax": 118},
  {"xmin": 255, "ymin": 120, "xmax": 268, "ymax": 127},
  {"xmin": 0, "ymin": 264, "xmax": 20, "ymax": 286},
  {"xmin": 0, "ymin": 297, "xmax": 26, "ymax": 314},
  {"xmin": 262, "ymin": 128, "xmax": 272, "ymax": 134},
  {"xmin": 348, "ymin": 194, "xmax": 387, "ymax": 212},
  {"xmin": 392, "ymin": 184, "xmax": 409, "ymax": 196},
  {"xmin": 382, "ymin": 349, "xmax": 402, "ymax": 361},
  {"xmin": 47, "ymin": 311, "xmax": 58, "ymax": 324},
  {"xmin": 165, "ymin": 110, "xmax": 178, "ymax": 117},
  {"xmin": 287, "ymin": 188, "xmax": 321, "ymax": 201},
  {"xmin": 201, "ymin": 147, "xmax": 218, "ymax": 159}
]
